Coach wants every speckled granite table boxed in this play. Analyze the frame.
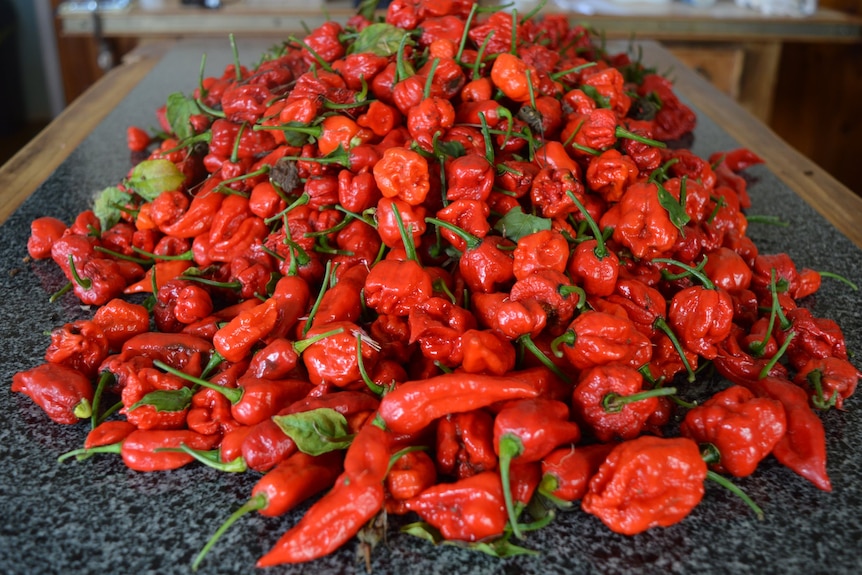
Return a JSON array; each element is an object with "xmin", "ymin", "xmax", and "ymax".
[{"xmin": 1, "ymin": 38, "xmax": 861, "ymax": 575}]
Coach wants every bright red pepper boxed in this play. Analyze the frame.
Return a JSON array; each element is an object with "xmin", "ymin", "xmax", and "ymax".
[
  {"xmin": 582, "ymin": 436, "xmax": 707, "ymax": 535},
  {"xmin": 12, "ymin": 363, "xmax": 94, "ymax": 425}
]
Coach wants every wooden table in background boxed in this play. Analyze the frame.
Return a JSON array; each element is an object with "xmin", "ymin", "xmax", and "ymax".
[
  {"xmin": 1, "ymin": 38, "xmax": 860, "ymax": 250},
  {"xmin": 55, "ymin": 0, "xmax": 862, "ymax": 124}
]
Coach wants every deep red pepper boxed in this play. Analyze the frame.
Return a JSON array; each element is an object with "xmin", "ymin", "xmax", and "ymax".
[
  {"xmin": 680, "ymin": 385, "xmax": 786, "ymax": 477},
  {"xmin": 379, "ymin": 372, "xmax": 540, "ymax": 435},
  {"xmin": 12, "ymin": 363, "xmax": 94, "ymax": 425},
  {"xmin": 582, "ymin": 436, "xmax": 707, "ymax": 535},
  {"xmin": 404, "ymin": 470, "xmax": 508, "ymax": 542},
  {"xmin": 494, "ymin": 398, "xmax": 581, "ymax": 536}
]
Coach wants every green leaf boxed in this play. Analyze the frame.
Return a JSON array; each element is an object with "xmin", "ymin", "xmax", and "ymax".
[
  {"xmin": 165, "ymin": 92, "xmax": 200, "ymax": 141},
  {"xmin": 493, "ymin": 208, "xmax": 552, "ymax": 242},
  {"xmin": 401, "ymin": 521, "xmax": 539, "ymax": 558},
  {"xmin": 129, "ymin": 387, "xmax": 193, "ymax": 413},
  {"xmin": 349, "ymin": 23, "xmax": 410, "ymax": 57},
  {"xmin": 92, "ymin": 186, "xmax": 129, "ymax": 231},
  {"xmin": 272, "ymin": 408, "xmax": 353, "ymax": 456},
  {"xmin": 434, "ymin": 139, "xmax": 466, "ymax": 160},
  {"xmin": 655, "ymin": 180, "xmax": 690, "ymax": 234},
  {"xmin": 127, "ymin": 159, "xmax": 186, "ymax": 201},
  {"xmin": 401, "ymin": 522, "xmax": 443, "ymax": 544},
  {"xmin": 581, "ymin": 85, "xmax": 611, "ymax": 109}
]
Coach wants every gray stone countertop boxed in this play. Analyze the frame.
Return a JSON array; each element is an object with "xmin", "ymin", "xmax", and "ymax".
[{"xmin": 1, "ymin": 38, "xmax": 861, "ymax": 575}]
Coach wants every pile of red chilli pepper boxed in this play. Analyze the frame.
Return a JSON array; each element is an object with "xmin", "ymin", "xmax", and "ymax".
[{"xmin": 12, "ymin": 0, "xmax": 861, "ymax": 569}]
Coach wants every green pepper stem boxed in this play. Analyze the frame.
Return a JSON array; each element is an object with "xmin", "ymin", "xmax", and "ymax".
[
  {"xmin": 73, "ymin": 398, "xmax": 93, "ymax": 420},
  {"xmin": 200, "ymin": 351, "xmax": 225, "ymax": 380},
  {"xmin": 423, "ymin": 58, "xmax": 440, "ymax": 100},
  {"xmin": 602, "ymin": 386, "xmax": 678, "ymax": 413},
  {"xmin": 391, "ymin": 202, "xmax": 419, "ymax": 262},
  {"xmin": 549, "ymin": 329, "xmax": 575, "ymax": 359},
  {"xmin": 615, "ymin": 126, "xmax": 666, "ymax": 148},
  {"xmin": 192, "ymin": 493, "xmax": 267, "ymax": 571},
  {"xmin": 93, "ymin": 246, "xmax": 153, "ymax": 265},
  {"xmin": 758, "ymin": 331, "xmax": 795, "ymax": 380},
  {"xmin": 498, "ymin": 434, "xmax": 525, "ymax": 540},
  {"xmin": 565, "ymin": 191, "xmax": 607, "ymax": 259},
  {"xmin": 356, "ymin": 331, "xmax": 386, "ymax": 397},
  {"xmin": 131, "ymin": 247, "xmax": 195, "ymax": 261},
  {"xmin": 549, "ymin": 61, "xmax": 597, "ymax": 81},
  {"xmin": 653, "ymin": 317, "xmax": 696, "ymax": 383},
  {"xmin": 264, "ymin": 192, "xmax": 310, "ymax": 225},
  {"xmin": 653, "ymin": 256, "xmax": 715, "ymax": 290},
  {"xmin": 705, "ymin": 470, "xmax": 764, "ymax": 520},
  {"xmin": 456, "ymin": 2, "xmax": 479, "ymax": 64},
  {"xmin": 153, "ymin": 360, "xmax": 243, "ymax": 405},
  {"xmin": 171, "ymin": 444, "xmax": 247, "ymax": 472},
  {"xmin": 49, "ymin": 281, "xmax": 73, "ymax": 303},
  {"xmin": 303, "ymin": 260, "xmax": 335, "ymax": 335},
  {"xmin": 807, "ymin": 369, "xmax": 837, "ymax": 410},
  {"xmin": 518, "ymin": 334, "xmax": 571, "ymax": 383},
  {"xmin": 288, "ymin": 35, "xmax": 334, "ymax": 73},
  {"xmin": 425, "ymin": 217, "xmax": 481, "ymax": 251},
  {"xmin": 58, "ymin": 441, "xmax": 122, "ymax": 463},
  {"xmin": 818, "ymin": 270, "xmax": 859, "ymax": 291},
  {"xmin": 537, "ymin": 474, "xmax": 573, "ymax": 509},
  {"xmin": 67, "ymin": 255, "xmax": 91, "ymax": 289},
  {"xmin": 90, "ymin": 370, "xmax": 115, "ymax": 429}
]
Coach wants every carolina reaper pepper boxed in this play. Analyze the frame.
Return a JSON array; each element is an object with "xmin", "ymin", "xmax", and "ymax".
[
  {"xmin": 539, "ymin": 442, "xmax": 616, "ymax": 504},
  {"xmin": 680, "ymin": 385, "xmax": 786, "ymax": 477},
  {"xmin": 581, "ymin": 435, "xmax": 708, "ymax": 535},
  {"xmin": 553, "ymin": 310, "xmax": 652, "ymax": 371},
  {"xmin": 404, "ymin": 470, "xmax": 509, "ymax": 542},
  {"xmin": 745, "ymin": 376, "xmax": 832, "ymax": 492},
  {"xmin": 493, "ymin": 398, "xmax": 581, "ymax": 537},
  {"xmin": 572, "ymin": 363, "xmax": 675, "ymax": 442},
  {"xmin": 44, "ymin": 320, "xmax": 109, "ymax": 379},
  {"xmin": 436, "ymin": 409, "xmax": 498, "ymax": 479},
  {"xmin": 12, "ymin": 363, "xmax": 94, "ymax": 425}
]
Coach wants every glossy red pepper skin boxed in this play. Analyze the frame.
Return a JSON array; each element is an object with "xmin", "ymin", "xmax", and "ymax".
[
  {"xmin": 680, "ymin": 385, "xmax": 786, "ymax": 477},
  {"xmin": 85, "ymin": 420, "xmax": 137, "ymax": 449},
  {"xmin": 582, "ymin": 436, "xmax": 707, "ymax": 535},
  {"xmin": 379, "ymin": 373, "xmax": 540, "ymax": 435},
  {"xmin": 540, "ymin": 443, "xmax": 616, "ymax": 503},
  {"xmin": 668, "ymin": 286, "xmax": 734, "ymax": 360},
  {"xmin": 256, "ymin": 473, "xmax": 384, "ymax": 566},
  {"xmin": 405, "ymin": 470, "xmax": 508, "ymax": 542},
  {"xmin": 253, "ymin": 451, "xmax": 344, "ymax": 517},
  {"xmin": 27, "ymin": 216, "xmax": 68, "ymax": 259},
  {"xmin": 92, "ymin": 299, "xmax": 151, "ymax": 352},
  {"xmin": 12, "ymin": 363, "xmax": 94, "ymax": 425},
  {"xmin": 119, "ymin": 332, "xmax": 213, "ymax": 376},
  {"xmin": 558, "ymin": 311, "xmax": 652, "ymax": 371},
  {"xmin": 744, "ymin": 376, "xmax": 832, "ymax": 492},
  {"xmin": 120, "ymin": 429, "xmax": 221, "ymax": 472},
  {"xmin": 231, "ymin": 377, "xmax": 312, "ymax": 426},
  {"xmin": 44, "ymin": 320, "xmax": 109, "ymax": 379},
  {"xmin": 364, "ymin": 258, "xmax": 434, "ymax": 317},
  {"xmin": 436, "ymin": 410, "xmax": 498, "ymax": 479},
  {"xmin": 572, "ymin": 363, "xmax": 658, "ymax": 442},
  {"xmin": 386, "ymin": 449, "xmax": 438, "ymax": 512},
  {"xmin": 794, "ymin": 357, "xmax": 861, "ymax": 411}
]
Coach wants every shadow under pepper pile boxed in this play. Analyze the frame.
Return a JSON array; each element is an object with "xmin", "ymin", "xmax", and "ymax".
[{"xmin": 12, "ymin": 0, "xmax": 861, "ymax": 568}]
